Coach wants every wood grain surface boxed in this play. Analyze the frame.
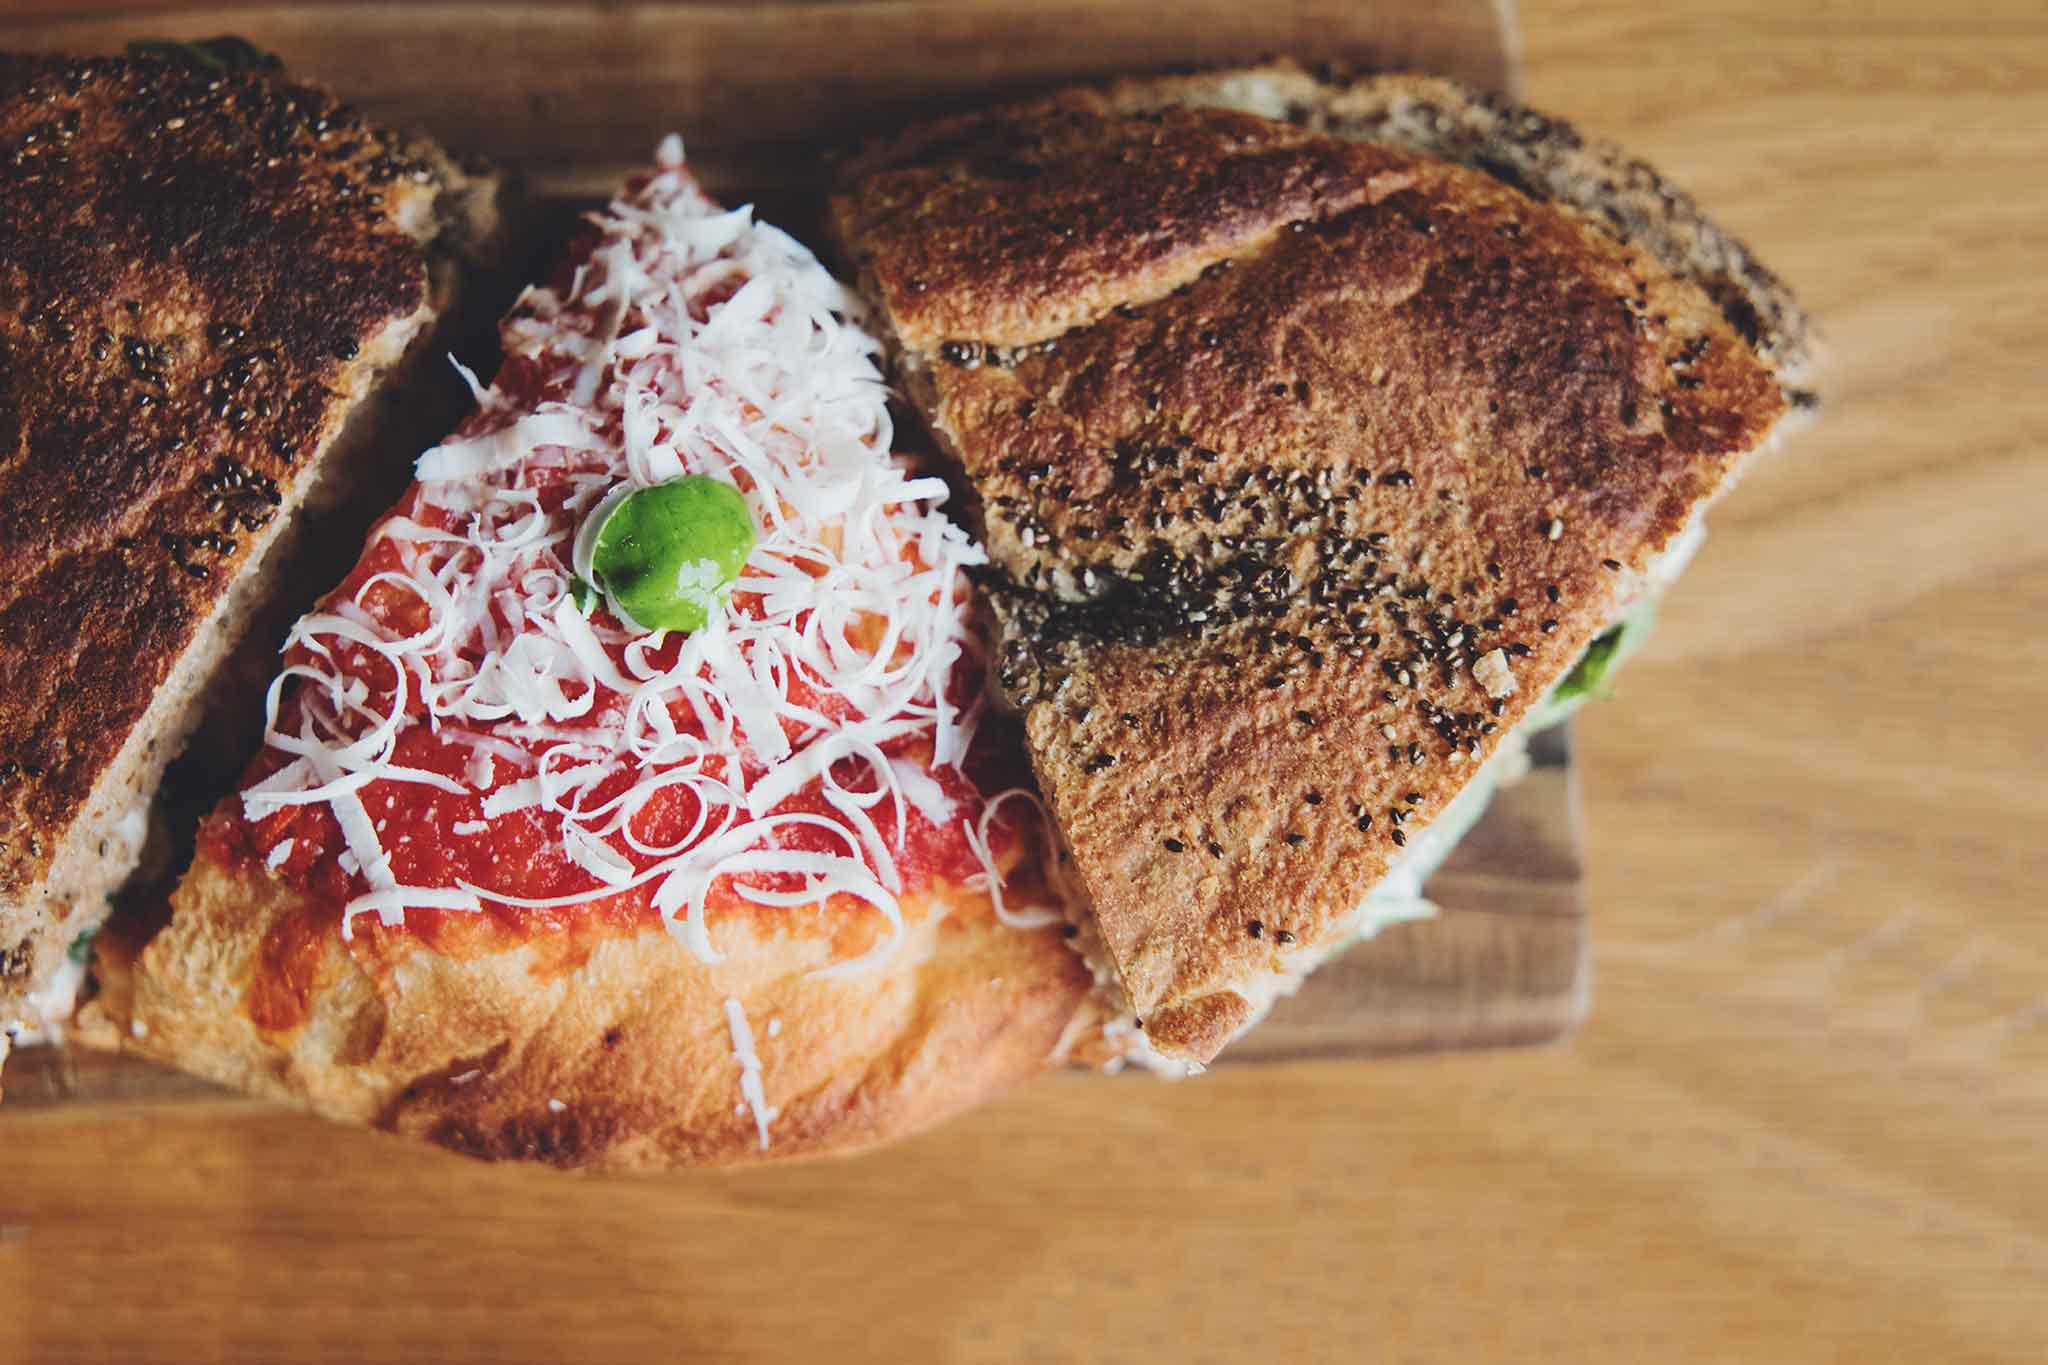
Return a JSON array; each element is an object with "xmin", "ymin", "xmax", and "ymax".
[
  {"xmin": 4, "ymin": 2, "xmax": 2047, "ymax": 1362},
  {"xmin": 0, "ymin": 0, "xmax": 1515, "ymax": 200}
]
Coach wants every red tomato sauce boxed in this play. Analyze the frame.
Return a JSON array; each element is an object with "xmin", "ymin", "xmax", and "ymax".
[{"xmin": 211, "ymin": 203, "xmax": 1038, "ymax": 1027}]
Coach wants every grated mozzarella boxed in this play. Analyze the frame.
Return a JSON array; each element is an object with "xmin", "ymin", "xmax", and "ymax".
[
  {"xmin": 962, "ymin": 789, "xmax": 1065, "ymax": 930},
  {"xmin": 723, "ymin": 996, "xmax": 779, "ymax": 1150},
  {"xmin": 238, "ymin": 139, "xmax": 1018, "ymax": 979}
]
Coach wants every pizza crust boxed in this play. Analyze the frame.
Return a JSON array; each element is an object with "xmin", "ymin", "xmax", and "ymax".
[{"xmin": 90, "ymin": 829, "xmax": 1095, "ymax": 1170}]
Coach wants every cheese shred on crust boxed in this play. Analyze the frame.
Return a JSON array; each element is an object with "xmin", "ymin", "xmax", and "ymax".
[{"xmin": 242, "ymin": 138, "xmax": 1023, "ymax": 977}]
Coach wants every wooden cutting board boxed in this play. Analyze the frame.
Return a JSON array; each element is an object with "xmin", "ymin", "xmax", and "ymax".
[{"xmin": 0, "ymin": 0, "xmax": 1580, "ymax": 1110}]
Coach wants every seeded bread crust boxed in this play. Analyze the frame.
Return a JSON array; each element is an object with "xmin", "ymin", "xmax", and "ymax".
[
  {"xmin": 832, "ymin": 67, "xmax": 1801, "ymax": 1064},
  {"xmin": 839, "ymin": 60, "xmax": 1813, "ymax": 385},
  {"xmin": 0, "ymin": 52, "xmax": 511, "ymax": 1028},
  {"xmin": 87, "ymin": 818, "xmax": 1093, "ymax": 1170}
]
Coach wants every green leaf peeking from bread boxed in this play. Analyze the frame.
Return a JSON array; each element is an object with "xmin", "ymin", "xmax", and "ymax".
[
  {"xmin": 1557, "ymin": 620, "xmax": 1631, "ymax": 702},
  {"xmin": 124, "ymin": 37, "xmax": 282, "ymax": 75},
  {"xmin": 1526, "ymin": 598, "xmax": 1659, "ymax": 731}
]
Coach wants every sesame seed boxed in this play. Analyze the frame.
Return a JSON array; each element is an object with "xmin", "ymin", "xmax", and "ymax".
[
  {"xmin": 1392, "ymin": 829, "xmax": 1408, "ymax": 847},
  {"xmin": 1356, "ymin": 814, "xmax": 1373, "ymax": 831},
  {"xmin": 1542, "ymin": 620, "xmax": 1559, "ymax": 633},
  {"xmin": 1274, "ymin": 930, "xmax": 1297, "ymax": 945},
  {"xmin": 1544, "ymin": 518, "xmax": 1564, "ymax": 541},
  {"xmin": 1380, "ymin": 724, "xmax": 1397, "ymax": 740},
  {"xmin": 1247, "ymin": 920, "xmax": 1264, "ymax": 939},
  {"xmin": 1284, "ymin": 832, "xmax": 1306, "ymax": 846}
]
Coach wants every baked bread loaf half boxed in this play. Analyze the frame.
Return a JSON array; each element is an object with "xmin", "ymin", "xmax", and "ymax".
[
  {"xmin": 830, "ymin": 62, "xmax": 1813, "ymax": 1067},
  {"xmin": 0, "ymin": 44, "xmax": 515, "ymax": 1078},
  {"xmin": 90, "ymin": 142, "xmax": 1099, "ymax": 1168}
]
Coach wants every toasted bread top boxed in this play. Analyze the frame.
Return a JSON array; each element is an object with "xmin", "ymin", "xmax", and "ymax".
[
  {"xmin": 833, "ymin": 68, "xmax": 1800, "ymax": 1062},
  {"xmin": 838, "ymin": 61, "xmax": 1813, "ymax": 383},
  {"xmin": 0, "ymin": 53, "xmax": 469, "ymax": 909}
]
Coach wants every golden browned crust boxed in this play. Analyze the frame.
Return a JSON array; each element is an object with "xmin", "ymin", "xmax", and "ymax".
[
  {"xmin": 92, "ymin": 826, "xmax": 1094, "ymax": 1170},
  {"xmin": 0, "ymin": 51, "xmax": 511, "ymax": 1019},
  {"xmin": 1092, "ymin": 63, "xmax": 1814, "ymax": 383},
  {"xmin": 839, "ymin": 61, "xmax": 1814, "ymax": 385},
  {"xmin": 833, "ymin": 100, "xmax": 1403, "ymax": 356},
  {"xmin": 833, "ymin": 68, "xmax": 1800, "ymax": 1063}
]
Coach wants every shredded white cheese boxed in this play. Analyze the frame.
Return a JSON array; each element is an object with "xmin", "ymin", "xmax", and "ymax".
[
  {"xmin": 962, "ymin": 788, "xmax": 1064, "ymax": 930},
  {"xmin": 723, "ymin": 996, "xmax": 779, "ymax": 1149},
  {"xmin": 236, "ymin": 138, "xmax": 1009, "ymax": 967},
  {"xmin": 5, "ymin": 951, "xmax": 88, "ymax": 1046}
]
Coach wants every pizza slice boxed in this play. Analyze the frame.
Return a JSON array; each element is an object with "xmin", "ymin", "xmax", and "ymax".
[{"xmin": 91, "ymin": 139, "xmax": 1100, "ymax": 1168}]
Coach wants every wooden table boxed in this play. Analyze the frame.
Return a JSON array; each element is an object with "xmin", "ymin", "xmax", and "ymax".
[{"xmin": 4, "ymin": 1, "xmax": 2046, "ymax": 1360}]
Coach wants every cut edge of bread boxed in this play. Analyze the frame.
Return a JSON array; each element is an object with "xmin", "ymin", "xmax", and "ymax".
[{"xmin": 1, "ymin": 153, "xmax": 521, "ymax": 1057}]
